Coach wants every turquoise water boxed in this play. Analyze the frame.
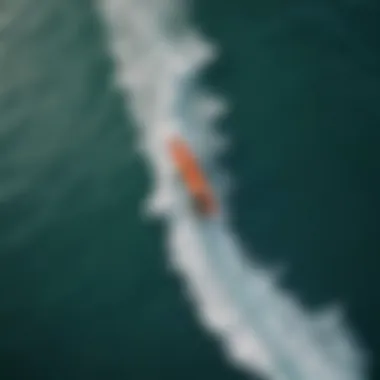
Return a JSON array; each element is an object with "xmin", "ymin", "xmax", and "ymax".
[{"xmin": 0, "ymin": 0, "xmax": 379, "ymax": 379}]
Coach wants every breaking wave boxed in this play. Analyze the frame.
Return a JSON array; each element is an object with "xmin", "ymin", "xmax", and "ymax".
[{"xmin": 96, "ymin": 0, "xmax": 368, "ymax": 379}]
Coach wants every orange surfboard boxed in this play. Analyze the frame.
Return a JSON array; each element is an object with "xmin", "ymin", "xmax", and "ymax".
[{"xmin": 167, "ymin": 136, "xmax": 218, "ymax": 216}]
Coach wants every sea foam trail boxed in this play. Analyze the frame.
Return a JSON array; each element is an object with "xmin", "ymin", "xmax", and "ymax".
[{"xmin": 96, "ymin": 0, "xmax": 368, "ymax": 379}]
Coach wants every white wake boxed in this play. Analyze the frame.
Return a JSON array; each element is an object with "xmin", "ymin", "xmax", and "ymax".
[{"xmin": 96, "ymin": 0, "xmax": 368, "ymax": 379}]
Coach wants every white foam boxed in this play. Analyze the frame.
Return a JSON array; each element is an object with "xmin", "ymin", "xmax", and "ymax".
[{"xmin": 96, "ymin": 0, "xmax": 368, "ymax": 379}]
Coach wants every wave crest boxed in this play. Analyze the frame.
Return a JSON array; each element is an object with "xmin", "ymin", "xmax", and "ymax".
[{"xmin": 96, "ymin": 0, "xmax": 368, "ymax": 379}]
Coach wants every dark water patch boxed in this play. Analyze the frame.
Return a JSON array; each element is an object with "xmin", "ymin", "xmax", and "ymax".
[{"xmin": 194, "ymin": 0, "xmax": 379, "ymax": 377}]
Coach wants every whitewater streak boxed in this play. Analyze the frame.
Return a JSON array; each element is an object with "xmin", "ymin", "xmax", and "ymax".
[{"xmin": 96, "ymin": 0, "xmax": 367, "ymax": 379}]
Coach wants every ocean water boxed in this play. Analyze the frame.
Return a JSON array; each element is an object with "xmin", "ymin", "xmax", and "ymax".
[{"xmin": 0, "ymin": 0, "xmax": 379, "ymax": 380}]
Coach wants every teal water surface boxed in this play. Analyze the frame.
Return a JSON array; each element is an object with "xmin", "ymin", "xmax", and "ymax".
[{"xmin": 0, "ymin": 0, "xmax": 379, "ymax": 379}]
